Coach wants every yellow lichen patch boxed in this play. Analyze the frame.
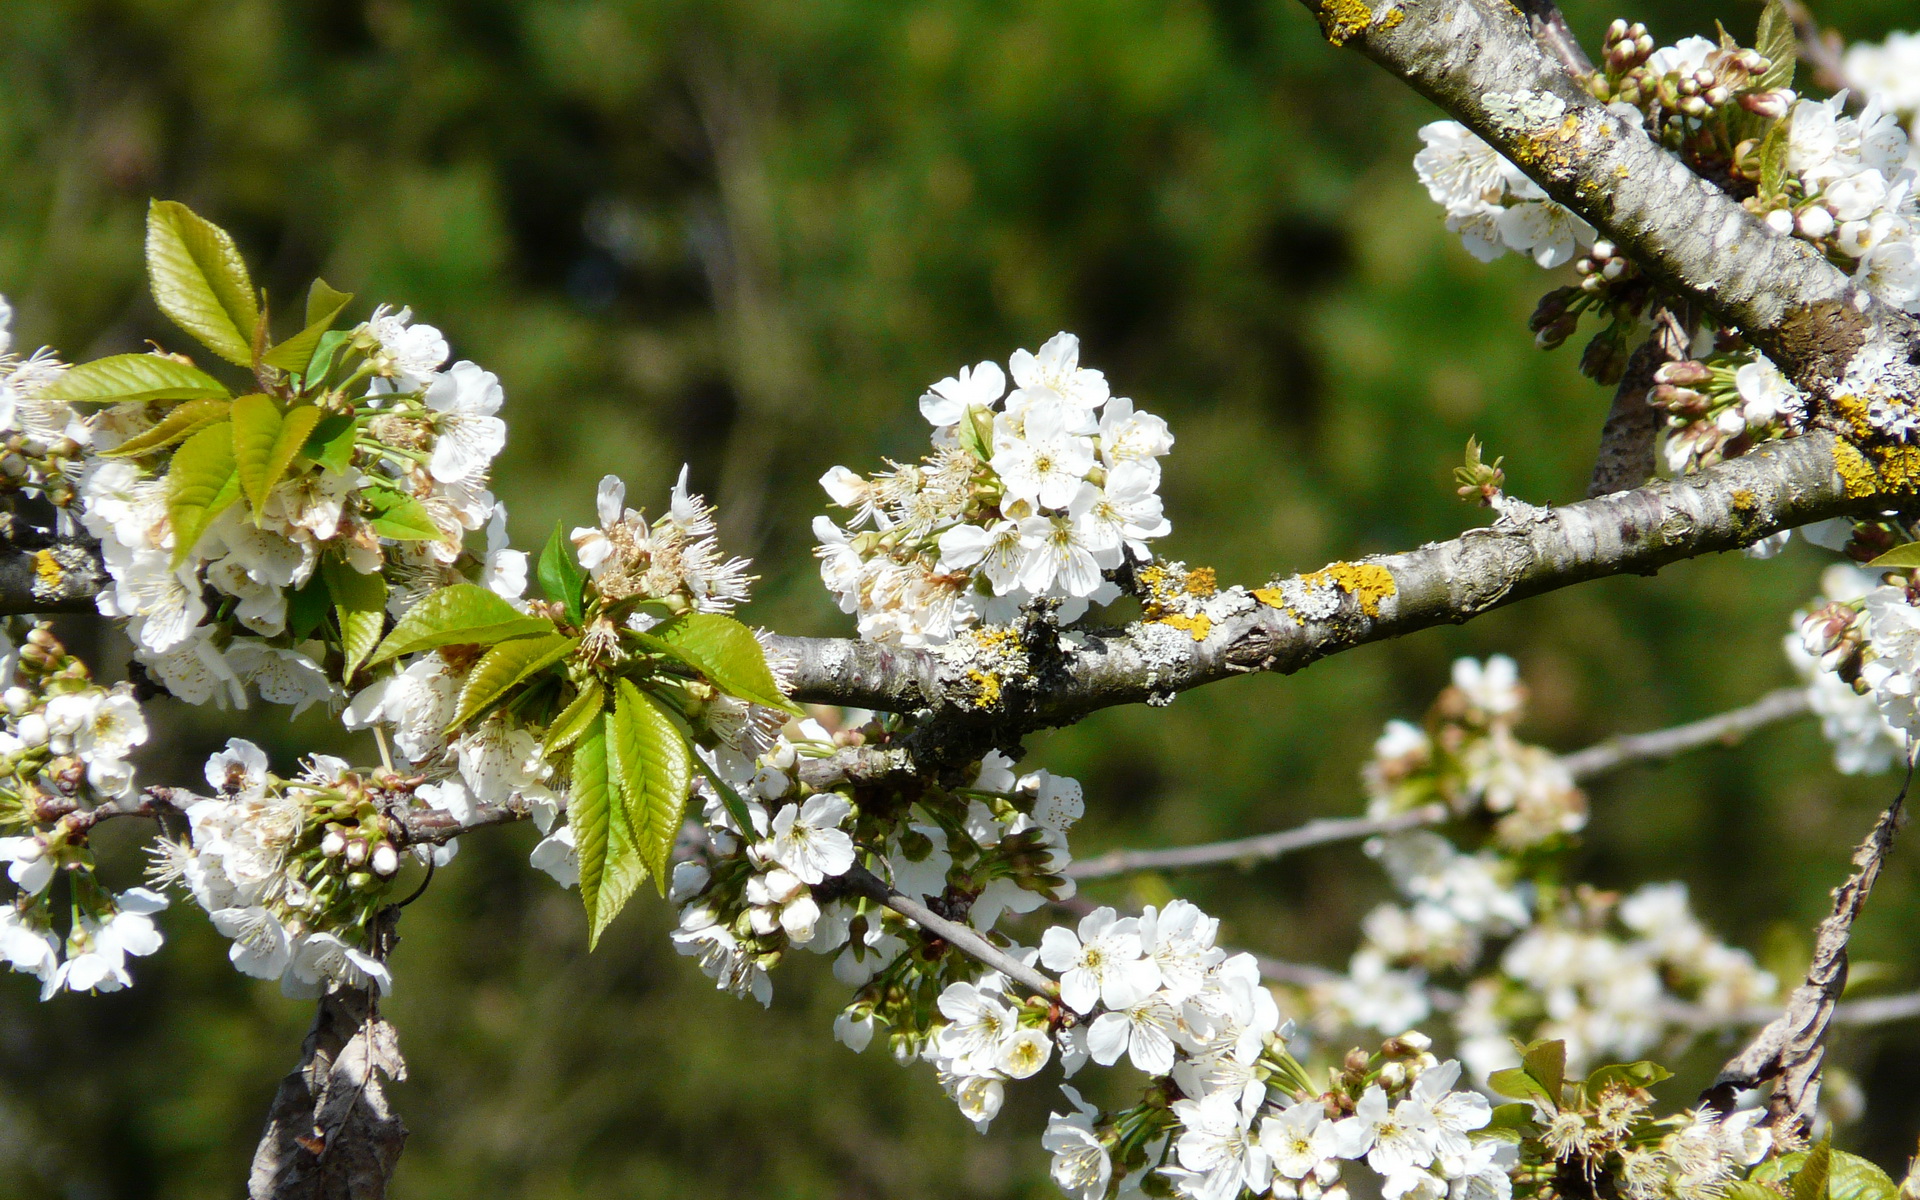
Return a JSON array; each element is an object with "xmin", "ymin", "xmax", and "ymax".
[
  {"xmin": 1159, "ymin": 613, "xmax": 1212, "ymax": 642},
  {"xmin": 1831, "ymin": 395, "xmax": 1877, "ymax": 442},
  {"xmin": 1251, "ymin": 586, "xmax": 1286, "ymax": 608},
  {"xmin": 1183, "ymin": 567, "xmax": 1218, "ymax": 597},
  {"xmin": 1871, "ymin": 444, "xmax": 1920, "ymax": 493},
  {"xmin": 1730, "ymin": 488, "xmax": 1757, "ymax": 512},
  {"xmin": 1317, "ymin": 0, "xmax": 1372, "ymax": 45},
  {"xmin": 1301, "ymin": 561, "xmax": 1398, "ymax": 617},
  {"xmin": 964, "ymin": 669, "xmax": 1003, "ymax": 710},
  {"xmin": 1377, "ymin": 6, "xmax": 1403, "ymax": 30},
  {"xmin": 1835, "ymin": 439, "xmax": 1883, "ymax": 499},
  {"xmin": 31, "ymin": 549, "xmax": 62, "ymax": 592}
]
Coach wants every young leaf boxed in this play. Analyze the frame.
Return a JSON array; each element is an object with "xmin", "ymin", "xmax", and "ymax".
[
  {"xmin": 448, "ymin": 633, "xmax": 579, "ymax": 733},
  {"xmin": 232, "ymin": 395, "xmax": 323, "ymax": 516},
  {"xmin": 570, "ymin": 718, "xmax": 627, "ymax": 948},
  {"xmin": 1521, "ymin": 1039, "xmax": 1567, "ymax": 1103},
  {"xmin": 1793, "ymin": 1140, "xmax": 1832, "ymax": 1200},
  {"xmin": 543, "ymin": 680, "xmax": 607, "ymax": 755},
  {"xmin": 1719, "ymin": 1186, "xmax": 1785, "ymax": 1200},
  {"xmin": 285, "ymin": 572, "xmax": 332, "ymax": 641},
  {"xmin": 608, "ymin": 678, "xmax": 694, "ymax": 898},
  {"xmin": 301, "ymin": 329, "xmax": 355, "ymax": 388},
  {"xmin": 322, "ymin": 557, "xmax": 388, "ymax": 682},
  {"xmin": 262, "ymin": 278, "xmax": 356, "ymax": 374},
  {"xmin": 166, "ymin": 421, "xmax": 241, "ymax": 566},
  {"xmin": 101, "ymin": 397, "xmax": 232, "ymax": 459},
  {"xmin": 302, "ymin": 413, "xmax": 357, "ymax": 474},
  {"xmin": 1486, "ymin": 1067, "xmax": 1555, "ymax": 1112},
  {"xmin": 40, "ymin": 353, "xmax": 230, "ymax": 406},
  {"xmin": 1829, "ymin": 1150, "xmax": 1900, "ymax": 1200},
  {"xmin": 538, "ymin": 521, "xmax": 587, "ymax": 626},
  {"xmin": 369, "ymin": 583, "xmax": 554, "ymax": 666},
  {"xmin": 146, "ymin": 200, "xmax": 260, "ymax": 367},
  {"xmin": 1869, "ymin": 541, "xmax": 1920, "ymax": 568},
  {"xmin": 364, "ymin": 487, "xmax": 441, "ymax": 541},
  {"xmin": 646, "ymin": 612, "xmax": 802, "ymax": 715},
  {"xmin": 1754, "ymin": 0, "xmax": 1797, "ymax": 93}
]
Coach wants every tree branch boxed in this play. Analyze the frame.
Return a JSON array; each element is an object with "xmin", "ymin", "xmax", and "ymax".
[
  {"xmin": 1294, "ymin": 0, "xmax": 1920, "ymax": 398},
  {"xmin": 1513, "ymin": 0, "xmax": 1592, "ymax": 78},
  {"xmin": 841, "ymin": 864, "xmax": 1058, "ymax": 1001},
  {"xmin": 1555, "ymin": 686, "xmax": 1813, "ymax": 779},
  {"xmin": 1707, "ymin": 766, "xmax": 1911, "ymax": 1129},
  {"xmin": 1588, "ymin": 303, "xmax": 1690, "ymax": 497},
  {"xmin": 776, "ymin": 431, "xmax": 1873, "ymax": 729}
]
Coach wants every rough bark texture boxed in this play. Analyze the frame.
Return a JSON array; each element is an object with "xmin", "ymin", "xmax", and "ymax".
[
  {"xmin": 1707, "ymin": 775, "xmax": 1909, "ymax": 1130},
  {"xmin": 249, "ymin": 988, "xmax": 408, "ymax": 1200},
  {"xmin": 773, "ymin": 431, "xmax": 1868, "ymax": 731},
  {"xmin": 1588, "ymin": 305, "xmax": 1690, "ymax": 497},
  {"xmin": 1295, "ymin": 0, "xmax": 1920, "ymax": 401}
]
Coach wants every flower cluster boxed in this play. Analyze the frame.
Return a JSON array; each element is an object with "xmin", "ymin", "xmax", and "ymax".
[
  {"xmin": 149, "ymin": 739, "xmax": 403, "ymax": 995},
  {"xmin": 0, "ymin": 298, "xmax": 89, "ymax": 509},
  {"xmin": 1648, "ymin": 352, "xmax": 1809, "ymax": 475},
  {"xmin": 0, "ymin": 622, "xmax": 166, "ymax": 998},
  {"xmin": 1297, "ymin": 657, "xmax": 1774, "ymax": 1082},
  {"xmin": 571, "ymin": 469, "xmax": 752, "ymax": 614},
  {"xmin": 1785, "ymin": 563, "xmax": 1906, "ymax": 775},
  {"xmin": 77, "ymin": 302, "xmax": 523, "ymax": 711},
  {"xmin": 1413, "ymin": 122, "xmax": 1597, "ymax": 269},
  {"xmin": 815, "ymin": 333, "xmax": 1172, "ymax": 646}
]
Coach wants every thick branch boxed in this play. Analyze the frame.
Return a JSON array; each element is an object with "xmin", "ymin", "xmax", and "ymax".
[
  {"xmin": 1295, "ymin": 0, "xmax": 1920, "ymax": 396},
  {"xmin": 249, "ymin": 987, "xmax": 407, "ymax": 1200},
  {"xmin": 778, "ymin": 431, "xmax": 1870, "ymax": 726},
  {"xmin": 1708, "ymin": 769, "xmax": 1910, "ymax": 1128}
]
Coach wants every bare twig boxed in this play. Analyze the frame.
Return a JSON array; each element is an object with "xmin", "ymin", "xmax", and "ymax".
[
  {"xmin": 1588, "ymin": 303, "xmax": 1691, "ymax": 497},
  {"xmin": 842, "ymin": 864, "xmax": 1057, "ymax": 1001},
  {"xmin": 1514, "ymin": 0, "xmax": 1593, "ymax": 77},
  {"xmin": 248, "ymin": 987, "xmax": 408, "ymax": 1200},
  {"xmin": 1558, "ymin": 687, "xmax": 1813, "ymax": 780},
  {"xmin": 1782, "ymin": 0, "xmax": 1857, "ymax": 98},
  {"xmin": 1707, "ymin": 764, "xmax": 1911, "ymax": 1129}
]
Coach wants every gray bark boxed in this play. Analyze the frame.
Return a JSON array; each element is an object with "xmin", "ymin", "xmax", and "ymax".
[{"xmin": 248, "ymin": 988, "xmax": 408, "ymax": 1200}]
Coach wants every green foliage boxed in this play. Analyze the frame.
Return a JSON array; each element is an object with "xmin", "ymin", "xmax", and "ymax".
[
  {"xmin": 607, "ymin": 678, "xmax": 693, "ymax": 899},
  {"xmin": 568, "ymin": 716, "xmax": 628, "ymax": 948},
  {"xmin": 165, "ymin": 420, "xmax": 240, "ymax": 566},
  {"xmin": 645, "ymin": 612, "xmax": 803, "ymax": 715},
  {"xmin": 1490, "ymin": 1039, "xmax": 1567, "ymax": 1111},
  {"xmin": 145, "ymin": 200, "xmax": 260, "ymax": 367},
  {"xmin": 369, "ymin": 584, "xmax": 553, "ymax": 666},
  {"xmin": 101, "ymin": 397, "xmax": 232, "ymax": 458},
  {"xmin": 231, "ymin": 394, "xmax": 322, "ymax": 516},
  {"xmin": 40, "ymin": 352, "xmax": 229, "ymax": 405},
  {"xmin": 302, "ymin": 413, "xmax": 357, "ymax": 473},
  {"xmin": 262, "ymin": 278, "xmax": 354, "ymax": 373},
  {"xmin": 449, "ymin": 634, "xmax": 579, "ymax": 732},
  {"xmin": 1759, "ymin": 1144, "xmax": 1902, "ymax": 1200},
  {"xmin": 538, "ymin": 522, "xmax": 588, "ymax": 626},
  {"xmin": 1754, "ymin": 0, "xmax": 1797, "ymax": 92},
  {"xmin": 363, "ymin": 486, "xmax": 441, "ymax": 541},
  {"xmin": 1869, "ymin": 542, "xmax": 1920, "ymax": 568},
  {"xmin": 543, "ymin": 680, "xmax": 606, "ymax": 754},
  {"xmin": 321, "ymin": 558, "xmax": 389, "ymax": 683}
]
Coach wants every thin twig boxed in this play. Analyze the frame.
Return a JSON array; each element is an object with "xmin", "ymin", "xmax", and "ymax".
[
  {"xmin": 842, "ymin": 865, "xmax": 1057, "ymax": 1001},
  {"xmin": 1707, "ymin": 760, "xmax": 1912, "ymax": 1128},
  {"xmin": 1068, "ymin": 688, "xmax": 1813, "ymax": 881},
  {"xmin": 1782, "ymin": 0, "xmax": 1856, "ymax": 97},
  {"xmin": 1514, "ymin": 0, "xmax": 1594, "ymax": 77}
]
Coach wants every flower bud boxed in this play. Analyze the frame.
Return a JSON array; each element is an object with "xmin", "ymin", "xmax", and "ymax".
[
  {"xmin": 16, "ymin": 714, "xmax": 48, "ymax": 748},
  {"xmin": 345, "ymin": 838, "xmax": 369, "ymax": 866},
  {"xmin": 1740, "ymin": 88, "xmax": 1795, "ymax": 119},
  {"xmin": 371, "ymin": 843, "xmax": 399, "ymax": 877},
  {"xmin": 1796, "ymin": 206, "xmax": 1836, "ymax": 239},
  {"xmin": 1654, "ymin": 360, "xmax": 1713, "ymax": 387},
  {"xmin": 1379, "ymin": 1062, "xmax": 1408, "ymax": 1090},
  {"xmin": 2, "ymin": 688, "xmax": 28, "ymax": 715},
  {"xmin": 1765, "ymin": 208, "xmax": 1795, "ymax": 235},
  {"xmin": 321, "ymin": 829, "xmax": 347, "ymax": 857},
  {"xmin": 348, "ymin": 871, "xmax": 376, "ymax": 891}
]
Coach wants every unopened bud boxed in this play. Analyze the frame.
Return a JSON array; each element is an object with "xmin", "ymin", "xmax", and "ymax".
[
  {"xmin": 321, "ymin": 829, "xmax": 347, "ymax": 857},
  {"xmin": 26, "ymin": 627, "xmax": 58, "ymax": 651},
  {"xmin": 345, "ymin": 838, "xmax": 369, "ymax": 866},
  {"xmin": 1591, "ymin": 240, "xmax": 1616, "ymax": 260},
  {"xmin": 1705, "ymin": 85, "xmax": 1730, "ymax": 107},
  {"xmin": 1654, "ymin": 361, "xmax": 1712, "ymax": 387},
  {"xmin": 1797, "ymin": 206, "xmax": 1836, "ymax": 239},
  {"xmin": 3, "ymin": 688, "xmax": 30, "ymax": 715},
  {"xmin": 1765, "ymin": 208, "xmax": 1796, "ymax": 236},
  {"xmin": 370, "ymin": 843, "xmax": 399, "ymax": 877},
  {"xmin": 748, "ymin": 905, "xmax": 781, "ymax": 936},
  {"xmin": 348, "ymin": 871, "xmax": 376, "ymax": 891},
  {"xmin": 16, "ymin": 714, "xmax": 47, "ymax": 748},
  {"xmin": 1740, "ymin": 88, "xmax": 1795, "ymax": 119},
  {"xmin": 1343, "ymin": 1048, "xmax": 1371, "ymax": 1076},
  {"xmin": 1379, "ymin": 1062, "xmax": 1408, "ymax": 1090}
]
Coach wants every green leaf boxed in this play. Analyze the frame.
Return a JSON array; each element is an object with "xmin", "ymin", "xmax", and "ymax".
[
  {"xmin": 543, "ymin": 680, "xmax": 606, "ymax": 755},
  {"xmin": 1754, "ymin": 0, "xmax": 1797, "ymax": 93},
  {"xmin": 1830, "ymin": 1150, "xmax": 1900, "ymax": 1200},
  {"xmin": 369, "ymin": 583, "xmax": 555, "ymax": 666},
  {"xmin": 285, "ymin": 572, "xmax": 331, "ymax": 641},
  {"xmin": 146, "ymin": 200, "xmax": 260, "ymax": 367},
  {"xmin": 364, "ymin": 486, "xmax": 441, "ymax": 541},
  {"xmin": 101, "ymin": 397, "xmax": 232, "ymax": 459},
  {"xmin": 41, "ymin": 353, "xmax": 229, "ymax": 406},
  {"xmin": 322, "ymin": 557, "xmax": 388, "ymax": 682},
  {"xmin": 1719, "ymin": 1185, "xmax": 1785, "ymax": 1200},
  {"xmin": 1485, "ymin": 1103, "xmax": 1536, "ymax": 1131},
  {"xmin": 232, "ymin": 396, "xmax": 323, "ymax": 516},
  {"xmin": 538, "ymin": 521, "xmax": 587, "ymax": 626},
  {"xmin": 302, "ymin": 413, "xmax": 357, "ymax": 473},
  {"xmin": 1521, "ymin": 1039, "xmax": 1567, "ymax": 1104},
  {"xmin": 1487, "ymin": 1067, "xmax": 1556, "ymax": 1112},
  {"xmin": 570, "ymin": 717, "xmax": 638, "ymax": 949},
  {"xmin": 1759, "ymin": 119, "xmax": 1791, "ymax": 202},
  {"xmin": 646, "ymin": 612, "xmax": 802, "ymax": 715},
  {"xmin": 1583, "ymin": 1060, "xmax": 1673, "ymax": 1096},
  {"xmin": 263, "ymin": 278, "xmax": 355, "ymax": 374},
  {"xmin": 1793, "ymin": 1140, "xmax": 1832, "ymax": 1200},
  {"xmin": 448, "ymin": 633, "xmax": 578, "ymax": 732},
  {"xmin": 608, "ymin": 678, "xmax": 693, "ymax": 898},
  {"xmin": 166, "ymin": 421, "xmax": 241, "ymax": 566},
  {"xmin": 1869, "ymin": 542, "xmax": 1920, "ymax": 568},
  {"xmin": 301, "ymin": 329, "xmax": 354, "ymax": 388}
]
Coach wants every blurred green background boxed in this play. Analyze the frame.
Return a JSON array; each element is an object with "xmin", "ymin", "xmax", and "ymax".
[{"xmin": 3, "ymin": 0, "xmax": 1920, "ymax": 1194}]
